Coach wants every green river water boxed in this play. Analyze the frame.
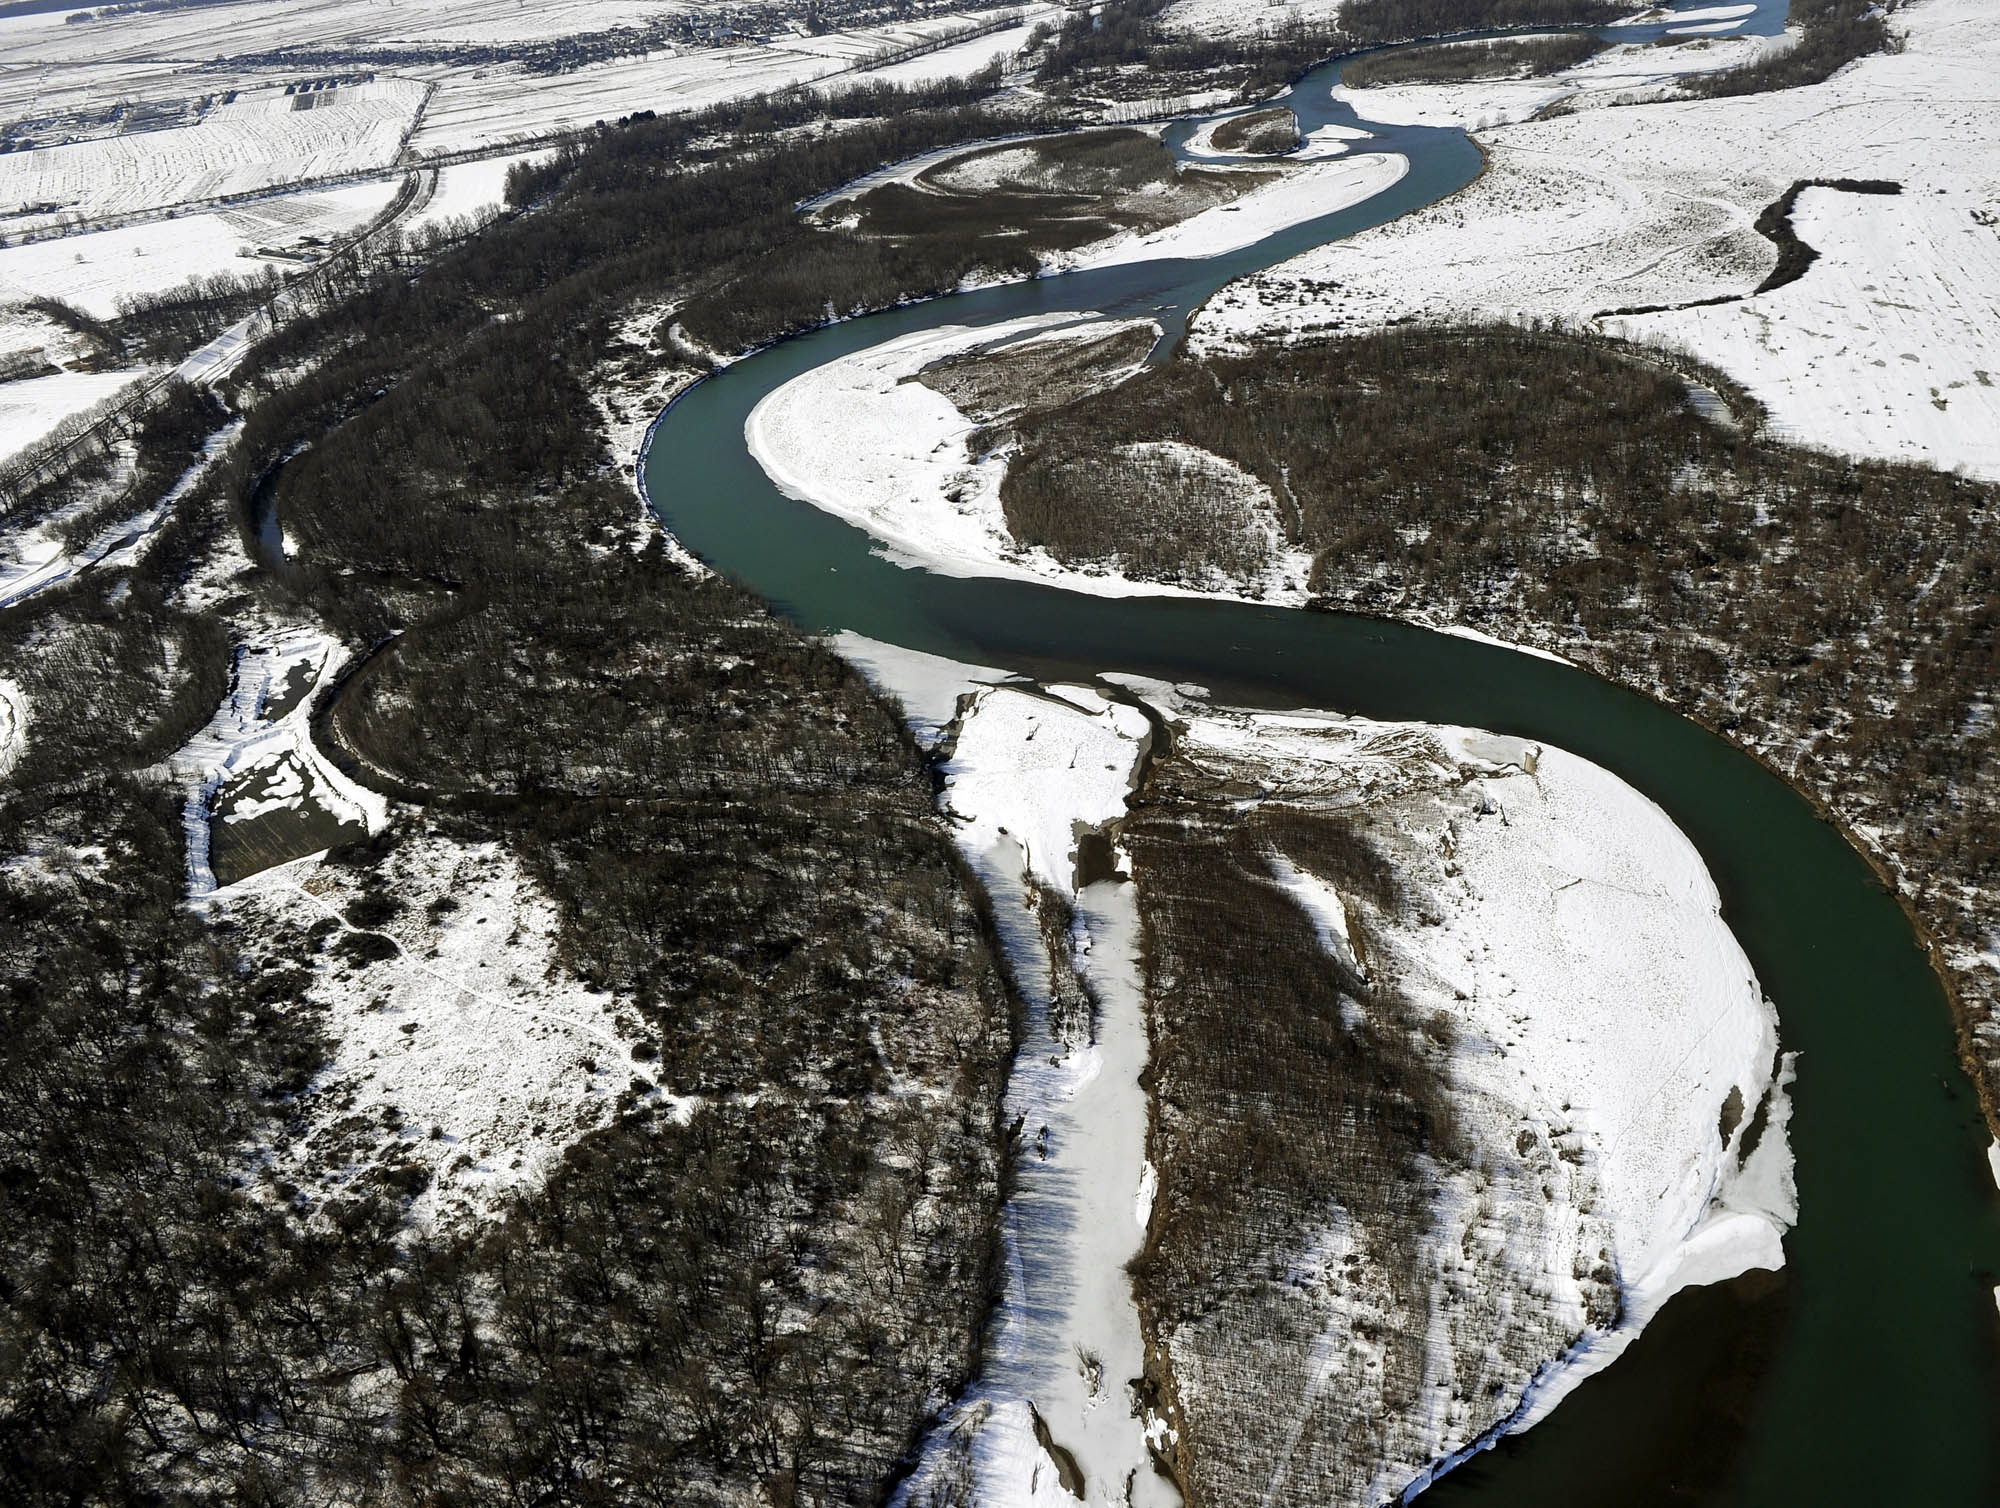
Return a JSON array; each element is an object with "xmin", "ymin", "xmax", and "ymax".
[{"xmin": 639, "ymin": 39, "xmax": 2000, "ymax": 1504}]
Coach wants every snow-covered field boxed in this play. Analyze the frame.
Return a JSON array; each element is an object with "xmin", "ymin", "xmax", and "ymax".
[
  {"xmin": 859, "ymin": 663, "xmax": 1176, "ymax": 1508},
  {"xmin": 1605, "ymin": 184, "xmax": 2000, "ymax": 471},
  {"xmin": 0, "ymin": 181, "xmax": 396, "ymax": 318},
  {"xmin": 853, "ymin": 641, "xmax": 1794, "ymax": 1506},
  {"xmin": 0, "ymin": 369, "xmax": 146, "ymax": 463},
  {"xmin": 1160, "ymin": 0, "xmax": 1347, "ymax": 39},
  {"xmin": 1194, "ymin": 0, "xmax": 2000, "ymax": 477},
  {"xmin": 399, "ymin": 152, "xmax": 540, "ymax": 239},
  {"xmin": 0, "ymin": 0, "xmax": 699, "ymax": 63},
  {"xmin": 0, "ymin": 80, "xmax": 427, "ymax": 229},
  {"xmin": 827, "ymin": 12, "xmax": 1054, "ymax": 92},
  {"xmin": 1052, "ymin": 151, "xmax": 1407, "ymax": 270}
]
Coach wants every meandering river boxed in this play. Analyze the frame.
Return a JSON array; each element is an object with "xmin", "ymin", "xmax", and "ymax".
[{"xmin": 640, "ymin": 17, "xmax": 2000, "ymax": 1502}]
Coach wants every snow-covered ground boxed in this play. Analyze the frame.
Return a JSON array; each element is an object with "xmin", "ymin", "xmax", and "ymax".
[
  {"xmin": 0, "ymin": 676, "xmax": 25, "ymax": 780},
  {"xmin": 833, "ymin": 631, "xmax": 1015, "ymax": 748},
  {"xmin": 803, "ymin": 132, "xmax": 1054, "ymax": 215},
  {"xmin": 399, "ymin": 152, "xmax": 542, "ymax": 239},
  {"xmin": 0, "ymin": 369, "xmax": 146, "ymax": 463},
  {"xmin": 405, "ymin": 10, "xmax": 1062, "ymax": 158},
  {"xmin": 1050, "ymin": 151, "xmax": 1408, "ymax": 271},
  {"xmin": 1605, "ymin": 184, "xmax": 2000, "ymax": 470},
  {"xmin": 748, "ymin": 314, "xmax": 1300, "ymax": 603},
  {"xmin": 1330, "ymin": 30, "xmax": 1783, "ymax": 131},
  {"xmin": 592, "ymin": 298, "xmax": 711, "ymax": 572},
  {"xmin": 0, "ymin": 180, "xmax": 396, "ymax": 317},
  {"xmin": 1194, "ymin": 0, "xmax": 2000, "ymax": 478},
  {"xmin": 866, "ymin": 663, "xmax": 1177, "ymax": 1508},
  {"xmin": 1120, "ymin": 681, "xmax": 1795, "ymax": 1503},
  {"xmin": 1183, "ymin": 115, "xmax": 1371, "ymax": 164},
  {"xmin": 823, "ymin": 11, "xmax": 1056, "ymax": 92},
  {"xmin": 211, "ymin": 833, "xmax": 647, "ymax": 1230},
  {"xmin": 855, "ymin": 643, "xmax": 1793, "ymax": 1506},
  {"xmin": 1159, "ymin": 0, "xmax": 1347, "ymax": 39},
  {"xmin": 0, "ymin": 79, "xmax": 427, "ymax": 230}
]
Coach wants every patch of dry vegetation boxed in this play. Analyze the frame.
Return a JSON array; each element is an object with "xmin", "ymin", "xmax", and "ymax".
[{"xmin": 915, "ymin": 320, "xmax": 1158, "ymax": 423}]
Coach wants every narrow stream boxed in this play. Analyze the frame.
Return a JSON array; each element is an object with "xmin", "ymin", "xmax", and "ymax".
[{"xmin": 635, "ymin": 16, "xmax": 2000, "ymax": 1504}]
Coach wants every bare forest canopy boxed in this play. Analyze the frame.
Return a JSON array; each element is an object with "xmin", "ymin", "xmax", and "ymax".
[
  {"xmin": 1688, "ymin": 0, "xmax": 1902, "ymax": 96},
  {"xmin": 2, "ymin": 69, "xmax": 1062, "ymax": 1508},
  {"xmin": 1340, "ymin": 33, "xmax": 1610, "ymax": 88},
  {"xmin": 1037, "ymin": 0, "xmax": 1896, "ymax": 105}
]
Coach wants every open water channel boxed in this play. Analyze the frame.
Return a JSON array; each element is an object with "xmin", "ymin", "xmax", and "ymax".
[{"xmin": 640, "ymin": 13, "xmax": 2000, "ymax": 1501}]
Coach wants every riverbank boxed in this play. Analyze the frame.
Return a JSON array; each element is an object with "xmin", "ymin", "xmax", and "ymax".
[{"xmin": 846, "ymin": 643, "xmax": 1799, "ymax": 1507}]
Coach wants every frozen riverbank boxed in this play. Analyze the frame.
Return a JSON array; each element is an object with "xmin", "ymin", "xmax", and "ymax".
[
  {"xmin": 841, "ymin": 638, "xmax": 1793, "ymax": 1506},
  {"xmin": 852, "ymin": 653, "xmax": 1175, "ymax": 1508},
  {"xmin": 746, "ymin": 314, "xmax": 1317, "ymax": 604},
  {"xmin": 1120, "ymin": 684, "xmax": 1796, "ymax": 1505}
]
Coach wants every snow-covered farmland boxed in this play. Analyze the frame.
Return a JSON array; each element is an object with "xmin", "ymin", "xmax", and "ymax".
[
  {"xmin": 1194, "ymin": 0, "xmax": 2000, "ymax": 478},
  {"xmin": 748, "ymin": 313, "xmax": 1318, "ymax": 602},
  {"xmin": 0, "ymin": 418, "xmax": 237, "ymax": 605},
  {"xmin": 0, "ymin": 0, "xmax": 699, "ymax": 63},
  {"xmin": 873, "ymin": 670, "xmax": 1176, "ymax": 1508},
  {"xmin": 399, "ymin": 152, "xmax": 541, "ymax": 239},
  {"xmin": 0, "ymin": 181, "xmax": 396, "ymax": 317},
  {"xmin": 405, "ymin": 9, "xmax": 1065, "ymax": 158},
  {"xmin": 0, "ymin": 79, "xmax": 427, "ymax": 230},
  {"xmin": 0, "ymin": 369, "xmax": 145, "ymax": 463},
  {"xmin": 0, "ymin": 676, "xmax": 25, "ymax": 780},
  {"xmin": 821, "ymin": 12, "xmax": 1055, "ymax": 91},
  {"xmin": 1160, "ymin": 0, "xmax": 1348, "ymax": 39}
]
